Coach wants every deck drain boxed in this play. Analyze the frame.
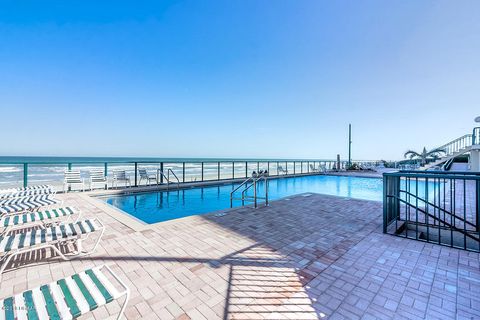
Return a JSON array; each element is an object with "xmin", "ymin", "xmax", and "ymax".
[
  {"xmin": 214, "ymin": 212, "xmax": 228, "ymax": 217},
  {"xmin": 301, "ymin": 193, "xmax": 313, "ymax": 197}
]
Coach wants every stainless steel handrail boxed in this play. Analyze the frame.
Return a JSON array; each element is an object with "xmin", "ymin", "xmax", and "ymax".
[
  {"xmin": 167, "ymin": 169, "xmax": 180, "ymax": 185},
  {"xmin": 230, "ymin": 172, "xmax": 269, "ymax": 208},
  {"xmin": 157, "ymin": 169, "xmax": 180, "ymax": 189}
]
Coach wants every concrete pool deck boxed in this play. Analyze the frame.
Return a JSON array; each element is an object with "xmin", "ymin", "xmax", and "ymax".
[{"xmin": 1, "ymin": 192, "xmax": 479, "ymax": 319}]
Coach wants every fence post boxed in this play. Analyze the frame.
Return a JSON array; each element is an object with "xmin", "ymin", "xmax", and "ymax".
[
  {"xmin": 134, "ymin": 162, "xmax": 138, "ymax": 186},
  {"xmin": 383, "ymin": 174, "xmax": 388, "ymax": 233},
  {"xmin": 245, "ymin": 161, "xmax": 248, "ymax": 177},
  {"xmin": 160, "ymin": 162, "xmax": 164, "ymax": 184},
  {"xmin": 232, "ymin": 162, "xmax": 235, "ymax": 179},
  {"xmin": 23, "ymin": 163, "xmax": 28, "ymax": 188},
  {"xmin": 477, "ymin": 180, "xmax": 480, "ymax": 232},
  {"xmin": 68, "ymin": 163, "xmax": 72, "ymax": 191},
  {"xmin": 218, "ymin": 162, "xmax": 220, "ymax": 180},
  {"xmin": 183, "ymin": 162, "xmax": 186, "ymax": 183},
  {"xmin": 201, "ymin": 162, "xmax": 204, "ymax": 181}
]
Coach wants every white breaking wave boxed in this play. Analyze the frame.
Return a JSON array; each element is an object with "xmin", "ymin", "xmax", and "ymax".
[{"xmin": 0, "ymin": 166, "xmax": 22, "ymax": 173}]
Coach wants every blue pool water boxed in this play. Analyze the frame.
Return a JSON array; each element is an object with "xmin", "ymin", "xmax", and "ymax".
[{"xmin": 101, "ymin": 175, "xmax": 383, "ymax": 224}]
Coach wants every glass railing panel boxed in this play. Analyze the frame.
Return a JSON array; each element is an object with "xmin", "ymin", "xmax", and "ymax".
[
  {"xmin": 258, "ymin": 162, "xmax": 268, "ymax": 173},
  {"xmin": 184, "ymin": 162, "xmax": 202, "ymax": 182},
  {"xmin": 269, "ymin": 162, "xmax": 279, "ymax": 176},
  {"xmin": 105, "ymin": 163, "xmax": 135, "ymax": 187},
  {"xmin": 287, "ymin": 162, "xmax": 295, "ymax": 174},
  {"xmin": 295, "ymin": 162, "xmax": 302, "ymax": 174},
  {"xmin": 202, "ymin": 162, "xmax": 218, "ymax": 181},
  {"xmin": 0, "ymin": 164, "xmax": 23, "ymax": 190},
  {"xmin": 220, "ymin": 162, "xmax": 233, "ymax": 180},
  {"xmin": 233, "ymin": 162, "xmax": 247, "ymax": 179},
  {"xmin": 135, "ymin": 163, "xmax": 161, "ymax": 186},
  {"xmin": 247, "ymin": 162, "xmax": 257, "ymax": 177}
]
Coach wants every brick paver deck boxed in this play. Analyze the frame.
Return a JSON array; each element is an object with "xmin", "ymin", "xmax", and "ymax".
[{"xmin": 1, "ymin": 192, "xmax": 479, "ymax": 319}]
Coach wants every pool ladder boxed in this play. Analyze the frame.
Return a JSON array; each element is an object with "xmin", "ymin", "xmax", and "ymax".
[
  {"xmin": 230, "ymin": 171, "xmax": 269, "ymax": 208},
  {"xmin": 156, "ymin": 169, "xmax": 180, "ymax": 190}
]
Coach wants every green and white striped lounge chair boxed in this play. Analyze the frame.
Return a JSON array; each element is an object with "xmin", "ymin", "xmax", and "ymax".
[
  {"xmin": 0, "ymin": 264, "xmax": 129, "ymax": 320},
  {"xmin": 0, "ymin": 187, "xmax": 55, "ymax": 200},
  {"xmin": 0, "ymin": 195, "xmax": 61, "ymax": 215},
  {"xmin": 0, "ymin": 185, "xmax": 52, "ymax": 195},
  {"xmin": 0, "ymin": 206, "xmax": 80, "ymax": 235},
  {"xmin": 0, "ymin": 218, "xmax": 105, "ymax": 280}
]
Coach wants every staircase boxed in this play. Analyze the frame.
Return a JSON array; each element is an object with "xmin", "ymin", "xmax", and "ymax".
[
  {"xmin": 421, "ymin": 127, "xmax": 480, "ymax": 170},
  {"xmin": 383, "ymin": 171, "xmax": 480, "ymax": 252},
  {"xmin": 422, "ymin": 145, "xmax": 472, "ymax": 170}
]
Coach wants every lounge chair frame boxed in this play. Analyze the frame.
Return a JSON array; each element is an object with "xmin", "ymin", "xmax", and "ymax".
[
  {"xmin": 0, "ymin": 218, "xmax": 105, "ymax": 281},
  {"xmin": 0, "ymin": 206, "xmax": 81, "ymax": 236}
]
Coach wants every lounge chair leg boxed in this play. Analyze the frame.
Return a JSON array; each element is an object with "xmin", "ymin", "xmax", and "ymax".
[
  {"xmin": 0, "ymin": 253, "xmax": 15, "ymax": 282},
  {"xmin": 50, "ymin": 244, "xmax": 70, "ymax": 261},
  {"xmin": 118, "ymin": 290, "xmax": 130, "ymax": 320}
]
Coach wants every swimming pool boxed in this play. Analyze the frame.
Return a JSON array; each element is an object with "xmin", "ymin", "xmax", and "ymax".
[{"xmin": 100, "ymin": 174, "xmax": 383, "ymax": 224}]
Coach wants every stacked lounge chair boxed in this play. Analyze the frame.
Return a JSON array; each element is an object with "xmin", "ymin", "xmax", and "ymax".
[
  {"xmin": 0, "ymin": 184, "xmax": 52, "ymax": 194},
  {"xmin": 0, "ymin": 186, "xmax": 55, "ymax": 200},
  {"xmin": 0, "ymin": 194, "xmax": 62, "ymax": 215},
  {"xmin": 0, "ymin": 184, "xmax": 129, "ymax": 319}
]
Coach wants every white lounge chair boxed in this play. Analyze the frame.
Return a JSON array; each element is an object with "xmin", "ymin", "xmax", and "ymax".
[
  {"xmin": 64, "ymin": 170, "xmax": 85, "ymax": 192},
  {"xmin": 0, "ymin": 264, "xmax": 129, "ymax": 320},
  {"xmin": 0, "ymin": 218, "xmax": 105, "ymax": 280},
  {"xmin": 89, "ymin": 169, "xmax": 108, "ymax": 190},
  {"xmin": 138, "ymin": 168, "xmax": 157, "ymax": 185},
  {"xmin": 0, "ymin": 194, "xmax": 62, "ymax": 215},
  {"xmin": 309, "ymin": 164, "xmax": 320, "ymax": 173},
  {"xmin": 0, "ymin": 206, "xmax": 79, "ymax": 235},
  {"xmin": 112, "ymin": 170, "xmax": 131, "ymax": 188},
  {"xmin": 319, "ymin": 164, "xmax": 327, "ymax": 173},
  {"xmin": 277, "ymin": 165, "xmax": 288, "ymax": 175}
]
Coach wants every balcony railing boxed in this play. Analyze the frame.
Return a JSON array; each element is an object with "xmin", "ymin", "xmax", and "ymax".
[
  {"xmin": 383, "ymin": 170, "xmax": 480, "ymax": 252},
  {"xmin": 0, "ymin": 158, "xmax": 387, "ymax": 191}
]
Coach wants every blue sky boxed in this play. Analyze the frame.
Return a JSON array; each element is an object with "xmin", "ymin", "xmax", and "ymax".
[{"xmin": 0, "ymin": 0, "xmax": 479, "ymax": 160}]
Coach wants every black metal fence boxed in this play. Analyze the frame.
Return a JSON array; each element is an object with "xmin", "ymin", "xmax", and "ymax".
[{"xmin": 383, "ymin": 170, "xmax": 480, "ymax": 252}]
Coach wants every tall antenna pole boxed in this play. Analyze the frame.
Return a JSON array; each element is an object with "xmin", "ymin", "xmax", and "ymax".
[{"xmin": 348, "ymin": 124, "xmax": 352, "ymax": 167}]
